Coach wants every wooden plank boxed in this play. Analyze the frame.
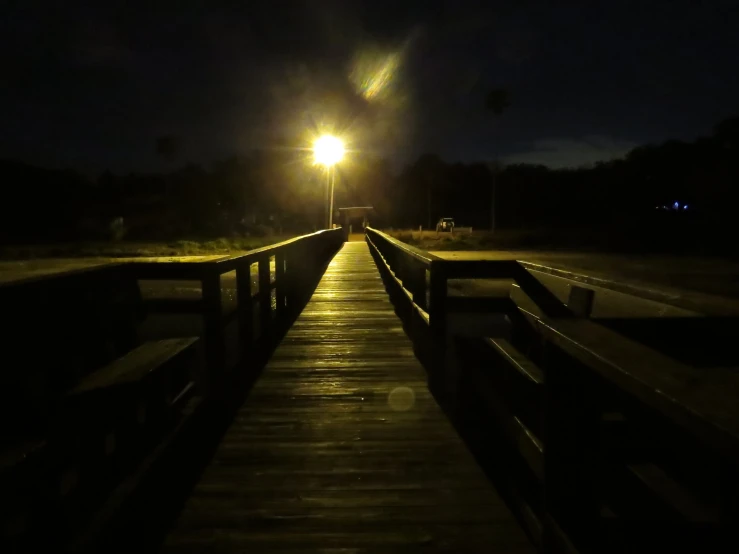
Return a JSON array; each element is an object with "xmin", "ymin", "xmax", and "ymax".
[{"xmin": 161, "ymin": 242, "xmax": 534, "ymax": 553}]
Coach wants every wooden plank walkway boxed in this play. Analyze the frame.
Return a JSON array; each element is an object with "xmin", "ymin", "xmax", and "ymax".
[{"xmin": 160, "ymin": 242, "xmax": 534, "ymax": 553}]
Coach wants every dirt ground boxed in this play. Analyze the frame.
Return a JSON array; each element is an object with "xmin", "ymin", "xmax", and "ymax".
[
  {"xmin": 433, "ymin": 250, "xmax": 739, "ymax": 315},
  {"xmin": 0, "ymin": 256, "xmax": 227, "ymax": 285},
  {"xmin": 432, "ymin": 250, "xmax": 739, "ymax": 299}
]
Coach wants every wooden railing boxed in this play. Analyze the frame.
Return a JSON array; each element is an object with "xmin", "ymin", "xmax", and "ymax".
[
  {"xmin": 0, "ymin": 228, "xmax": 344, "ymax": 552},
  {"xmin": 366, "ymin": 227, "xmax": 571, "ymax": 333},
  {"xmin": 128, "ymin": 228, "xmax": 344, "ymax": 389},
  {"xmin": 365, "ymin": 226, "xmax": 739, "ymax": 554}
]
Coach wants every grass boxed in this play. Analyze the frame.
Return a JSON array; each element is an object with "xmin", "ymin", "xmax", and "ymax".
[
  {"xmin": 0, "ymin": 236, "xmax": 297, "ymax": 260},
  {"xmin": 384, "ymin": 229, "xmax": 553, "ymax": 251},
  {"xmin": 383, "ymin": 228, "xmax": 660, "ymax": 252}
]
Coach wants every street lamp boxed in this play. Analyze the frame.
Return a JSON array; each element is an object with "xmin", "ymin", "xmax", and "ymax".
[{"xmin": 313, "ymin": 135, "xmax": 344, "ymax": 228}]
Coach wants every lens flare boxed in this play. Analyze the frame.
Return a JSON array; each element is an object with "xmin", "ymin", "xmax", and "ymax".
[
  {"xmin": 350, "ymin": 50, "xmax": 401, "ymax": 102},
  {"xmin": 388, "ymin": 387, "xmax": 416, "ymax": 412}
]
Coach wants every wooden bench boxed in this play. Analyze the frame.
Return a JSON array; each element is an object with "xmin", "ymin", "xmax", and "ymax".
[
  {"xmin": 64, "ymin": 338, "xmax": 198, "ymax": 423},
  {"xmin": 0, "ymin": 338, "xmax": 199, "ymax": 551},
  {"xmin": 56, "ymin": 338, "xmax": 198, "ymax": 489},
  {"xmin": 0, "ymin": 265, "xmax": 144, "ymax": 448},
  {"xmin": 455, "ymin": 316, "xmax": 735, "ymax": 552}
]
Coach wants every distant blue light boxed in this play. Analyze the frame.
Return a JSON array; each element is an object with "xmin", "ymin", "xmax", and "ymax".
[
  {"xmin": 683, "ymin": 204, "xmax": 689, "ymax": 210},
  {"xmin": 673, "ymin": 201, "xmax": 679, "ymax": 210}
]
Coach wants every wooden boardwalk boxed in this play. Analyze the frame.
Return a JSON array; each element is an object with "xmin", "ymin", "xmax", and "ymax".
[{"xmin": 160, "ymin": 242, "xmax": 534, "ymax": 553}]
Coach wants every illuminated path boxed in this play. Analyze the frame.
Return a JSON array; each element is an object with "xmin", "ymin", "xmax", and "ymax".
[{"xmin": 160, "ymin": 242, "xmax": 534, "ymax": 553}]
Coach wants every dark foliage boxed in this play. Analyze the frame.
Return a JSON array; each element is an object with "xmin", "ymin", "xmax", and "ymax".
[
  {"xmin": 386, "ymin": 115, "xmax": 739, "ymax": 255},
  {"xmin": 1, "ymin": 116, "xmax": 738, "ymax": 255},
  {"xmin": 486, "ymin": 88, "xmax": 511, "ymax": 115}
]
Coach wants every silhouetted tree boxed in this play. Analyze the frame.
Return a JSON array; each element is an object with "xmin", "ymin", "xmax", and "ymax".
[
  {"xmin": 4, "ymin": 115, "xmax": 739, "ymax": 257},
  {"xmin": 155, "ymin": 135, "xmax": 180, "ymax": 162},
  {"xmin": 714, "ymin": 116, "xmax": 739, "ymax": 150},
  {"xmin": 486, "ymin": 88, "xmax": 511, "ymax": 115}
]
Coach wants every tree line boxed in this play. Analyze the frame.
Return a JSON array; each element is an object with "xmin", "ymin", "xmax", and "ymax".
[{"xmin": 1, "ymin": 115, "xmax": 737, "ymax": 254}]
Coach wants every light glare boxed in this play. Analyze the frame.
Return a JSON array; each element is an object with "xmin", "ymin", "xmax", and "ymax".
[{"xmin": 313, "ymin": 135, "xmax": 345, "ymax": 166}]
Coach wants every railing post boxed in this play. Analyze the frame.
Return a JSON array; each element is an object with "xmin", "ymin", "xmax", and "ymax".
[
  {"xmin": 275, "ymin": 250, "xmax": 287, "ymax": 319},
  {"xmin": 567, "ymin": 285, "xmax": 595, "ymax": 317},
  {"xmin": 412, "ymin": 261, "xmax": 428, "ymax": 313},
  {"xmin": 542, "ymin": 344, "xmax": 601, "ymax": 553},
  {"xmin": 390, "ymin": 242, "xmax": 401, "ymax": 280},
  {"xmin": 202, "ymin": 271, "xmax": 225, "ymax": 383},
  {"xmin": 285, "ymin": 244, "xmax": 301, "ymax": 311},
  {"xmin": 258, "ymin": 256, "xmax": 272, "ymax": 342},
  {"xmin": 428, "ymin": 260, "xmax": 452, "ymax": 405},
  {"xmin": 428, "ymin": 261, "xmax": 447, "ymax": 337},
  {"xmin": 236, "ymin": 262, "xmax": 253, "ymax": 365},
  {"xmin": 317, "ymin": 233, "xmax": 328, "ymax": 269}
]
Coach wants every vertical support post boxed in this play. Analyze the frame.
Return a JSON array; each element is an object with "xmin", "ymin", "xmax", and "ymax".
[
  {"xmin": 325, "ymin": 169, "xmax": 330, "ymax": 229},
  {"xmin": 275, "ymin": 250, "xmax": 287, "ymax": 319},
  {"xmin": 394, "ymin": 251, "xmax": 405, "ymax": 285},
  {"xmin": 568, "ymin": 286, "xmax": 595, "ymax": 318},
  {"xmin": 395, "ymin": 254, "xmax": 413, "ymax": 324},
  {"xmin": 285, "ymin": 245, "xmax": 300, "ymax": 311},
  {"xmin": 542, "ymin": 345, "xmax": 601, "ymax": 553},
  {"xmin": 427, "ymin": 261, "xmax": 448, "ymax": 399},
  {"xmin": 259, "ymin": 256, "xmax": 272, "ymax": 342},
  {"xmin": 410, "ymin": 260, "xmax": 427, "ymax": 312},
  {"xmin": 329, "ymin": 166, "xmax": 335, "ymax": 228},
  {"xmin": 428, "ymin": 261, "xmax": 447, "ymax": 338},
  {"xmin": 236, "ymin": 262, "xmax": 253, "ymax": 366},
  {"xmin": 491, "ymin": 171, "xmax": 496, "ymax": 233},
  {"xmin": 202, "ymin": 271, "xmax": 224, "ymax": 382},
  {"xmin": 387, "ymin": 240, "xmax": 397, "ymax": 276}
]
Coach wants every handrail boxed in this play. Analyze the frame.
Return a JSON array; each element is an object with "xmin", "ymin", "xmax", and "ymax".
[
  {"xmin": 206, "ymin": 229, "xmax": 341, "ymax": 272},
  {"xmin": 366, "ymin": 227, "xmax": 442, "ymax": 266},
  {"xmin": 366, "ymin": 226, "xmax": 572, "ymax": 331},
  {"xmin": 131, "ymin": 228, "xmax": 343, "ymax": 278},
  {"xmin": 0, "ymin": 228, "xmax": 345, "ymax": 552},
  {"xmin": 508, "ymin": 301, "xmax": 739, "ymax": 464},
  {"xmin": 1, "ymin": 228, "xmax": 344, "ymax": 386},
  {"xmin": 129, "ymin": 228, "xmax": 345, "ymax": 381},
  {"xmin": 365, "ymin": 226, "xmax": 739, "ymax": 552},
  {"xmin": 368, "ymin": 227, "xmax": 739, "ymax": 456},
  {"xmin": 535, "ymin": 314, "xmax": 739, "ymax": 463},
  {"xmin": 0, "ymin": 261, "xmax": 128, "ymax": 290}
]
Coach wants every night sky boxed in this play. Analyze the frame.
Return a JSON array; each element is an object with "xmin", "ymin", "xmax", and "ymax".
[{"xmin": 3, "ymin": 0, "xmax": 739, "ymax": 172}]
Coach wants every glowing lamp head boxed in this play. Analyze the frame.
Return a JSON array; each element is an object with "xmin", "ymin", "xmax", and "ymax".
[{"xmin": 313, "ymin": 135, "xmax": 345, "ymax": 166}]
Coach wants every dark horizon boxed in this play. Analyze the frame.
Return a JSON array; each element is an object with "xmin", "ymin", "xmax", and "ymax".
[{"xmin": 3, "ymin": 1, "xmax": 739, "ymax": 173}]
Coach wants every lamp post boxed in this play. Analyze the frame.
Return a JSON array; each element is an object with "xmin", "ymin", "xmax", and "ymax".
[{"xmin": 313, "ymin": 135, "xmax": 344, "ymax": 229}]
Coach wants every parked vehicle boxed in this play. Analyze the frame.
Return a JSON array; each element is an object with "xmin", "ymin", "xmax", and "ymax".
[{"xmin": 436, "ymin": 217, "xmax": 455, "ymax": 233}]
